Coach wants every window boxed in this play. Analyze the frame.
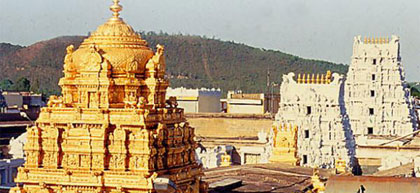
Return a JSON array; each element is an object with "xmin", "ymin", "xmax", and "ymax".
[
  {"xmin": 370, "ymin": 90, "xmax": 375, "ymax": 97},
  {"xmin": 244, "ymin": 153, "xmax": 260, "ymax": 165},
  {"xmin": 304, "ymin": 130, "xmax": 310, "ymax": 138},
  {"xmin": 369, "ymin": 108, "xmax": 374, "ymax": 115},
  {"xmin": 373, "ymin": 59, "xmax": 376, "ymax": 65},
  {"xmin": 372, "ymin": 74, "xmax": 376, "ymax": 81},
  {"xmin": 307, "ymin": 106, "xmax": 312, "ymax": 115},
  {"xmin": 367, "ymin": 127, "xmax": 373, "ymax": 135},
  {"xmin": 303, "ymin": 155, "xmax": 308, "ymax": 164}
]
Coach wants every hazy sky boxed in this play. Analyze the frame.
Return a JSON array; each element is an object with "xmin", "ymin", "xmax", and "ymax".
[{"xmin": 1, "ymin": 0, "xmax": 419, "ymax": 81}]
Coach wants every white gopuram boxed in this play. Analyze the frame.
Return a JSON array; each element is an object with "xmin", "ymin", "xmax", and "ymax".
[
  {"xmin": 345, "ymin": 36, "xmax": 417, "ymax": 141},
  {"xmin": 273, "ymin": 72, "xmax": 355, "ymax": 168}
]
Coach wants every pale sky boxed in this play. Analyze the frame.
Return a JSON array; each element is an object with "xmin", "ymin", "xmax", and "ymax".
[{"xmin": 1, "ymin": 0, "xmax": 419, "ymax": 81}]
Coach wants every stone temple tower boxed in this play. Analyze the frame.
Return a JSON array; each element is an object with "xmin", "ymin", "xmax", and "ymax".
[
  {"xmin": 345, "ymin": 36, "xmax": 417, "ymax": 139},
  {"xmin": 11, "ymin": 1, "xmax": 206, "ymax": 192}
]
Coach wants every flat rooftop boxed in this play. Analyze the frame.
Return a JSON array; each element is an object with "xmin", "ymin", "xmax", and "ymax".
[{"xmin": 203, "ymin": 163, "xmax": 333, "ymax": 193}]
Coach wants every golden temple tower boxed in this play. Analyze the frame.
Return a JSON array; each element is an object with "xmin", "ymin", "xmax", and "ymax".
[{"xmin": 11, "ymin": 1, "xmax": 206, "ymax": 192}]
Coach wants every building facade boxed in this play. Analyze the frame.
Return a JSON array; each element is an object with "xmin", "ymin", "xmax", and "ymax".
[
  {"xmin": 226, "ymin": 91, "xmax": 280, "ymax": 114},
  {"xmin": 166, "ymin": 87, "xmax": 221, "ymax": 113},
  {"xmin": 272, "ymin": 71, "xmax": 355, "ymax": 168},
  {"xmin": 345, "ymin": 36, "xmax": 417, "ymax": 139},
  {"xmin": 0, "ymin": 91, "xmax": 44, "ymax": 117}
]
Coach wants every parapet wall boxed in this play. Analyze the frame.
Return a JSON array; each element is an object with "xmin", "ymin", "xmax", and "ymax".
[{"xmin": 185, "ymin": 113, "xmax": 272, "ymax": 138}]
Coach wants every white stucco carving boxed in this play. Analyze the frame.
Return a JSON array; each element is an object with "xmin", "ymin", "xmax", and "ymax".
[
  {"xmin": 345, "ymin": 35, "xmax": 417, "ymax": 140},
  {"xmin": 271, "ymin": 35, "xmax": 418, "ymax": 170},
  {"xmin": 273, "ymin": 72, "xmax": 355, "ymax": 168}
]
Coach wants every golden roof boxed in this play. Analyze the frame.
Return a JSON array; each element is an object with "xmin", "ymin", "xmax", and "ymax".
[
  {"xmin": 72, "ymin": 0, "xmax": 153, "ymax": 74},
  {"xmin": 82, "ymin": 0, "xmax": 146, "ymax": 47}
]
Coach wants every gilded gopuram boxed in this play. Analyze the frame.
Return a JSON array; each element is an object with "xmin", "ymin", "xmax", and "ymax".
[{"xmin": 10, "ymin": 1, "xmax": 206, "ymax": 192}]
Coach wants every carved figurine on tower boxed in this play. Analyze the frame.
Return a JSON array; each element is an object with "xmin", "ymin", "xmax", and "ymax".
[
  {"xmin": 11, "ymin": 1, "xmax": 207, "ymax": 192},
  {"xmin": 269, "ymin": 124, "xmax": 300, "ymax": 166}
]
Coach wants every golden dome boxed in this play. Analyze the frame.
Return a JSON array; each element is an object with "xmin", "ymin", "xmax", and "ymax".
[{"xmin": 72, "ymin": 0, "xmax": 153, "ymax": 74}]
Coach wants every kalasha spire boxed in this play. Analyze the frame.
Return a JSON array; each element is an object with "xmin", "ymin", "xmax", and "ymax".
[{"xmin": 109, "ymin": 0, "xmax": 123, "ymax": 22}]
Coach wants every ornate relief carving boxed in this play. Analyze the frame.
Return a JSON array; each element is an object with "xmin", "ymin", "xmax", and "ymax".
[
  {"xmin": 83, "ymin": 45, "xmax": 103, "ymax": 72},
  {"xmin": 63, "ymin": 45, "xmax": 76, "ymax": 73}
]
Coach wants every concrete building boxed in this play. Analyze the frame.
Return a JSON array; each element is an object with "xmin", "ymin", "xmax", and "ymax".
[
  {"xmin": 0, "ymin": 94, "xmax": 5, "ymax": 114},
  {"xmin": 0, "ymin": 158, "xmax": 25, "ymax": 192},
  {"xmin": 0, "ymin": 113, "xmax": 32, "ymax": 153},
  {"xmin": 345, "ymin": 36, "xmax": 417, "ymax": 138},
  {"xmin": 166, "ymin": 87, "xmax": 221, "ymax": 113},
  {"xmin": 226, "ymin": 91, "xmax": 279, "ymax": 114},
  {"xmin": 0, "ymin": 91, "xmax": 44, "ymax": 116},
  {"xmin": 272, "ymin": 71, "xmax": 355, "ymax": 168}
]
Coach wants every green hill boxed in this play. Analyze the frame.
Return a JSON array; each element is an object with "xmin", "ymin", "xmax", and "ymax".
[{"xmin": 0, "ymin": 32, "xmax": 348, "ymax": 96}]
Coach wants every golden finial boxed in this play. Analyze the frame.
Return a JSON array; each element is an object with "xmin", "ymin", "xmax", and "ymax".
[
  {"xmin": 326, "ymin": 70, "xmax": 332, "ymax": 84},
  {"xmin": 364, "ymin": 37, "xmax": 367, "ymax": 44},
  {"xmin": 302, "ymin": 74, "xmax": 306, "ymax": 84},
  {"xmin": 316, "ymin": 74, "xmax": 320, "ymax": 84},
  {"xmin": 311, "ymin": 74, "xmax": 315, "ymax": 84},
  {"xmin": 110, "ymin": 0, "xmax": 123, "ymax": 21},
  {"xmin": 321, "ymin": 74, "xmax": 325, "ymax": 84},
  {"xmin": 297, "ymin": 74, "xmax": 302, "ymax": 83}
]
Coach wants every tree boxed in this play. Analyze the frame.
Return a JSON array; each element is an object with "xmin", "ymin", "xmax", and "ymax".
[
  {"xmin": 0, "ymin": 79, "xmax": 13, "ymax": 91},
  {"xmin": 30, "ymin": 79, "xmax": 40, "ymax": 93},
  {"xmin": 12, "ymin": 77, "xmax": 31, "ymax": 92},
  {"xmin": 411, "ymin": 87, "xmax": 420, "ymax": 98}
]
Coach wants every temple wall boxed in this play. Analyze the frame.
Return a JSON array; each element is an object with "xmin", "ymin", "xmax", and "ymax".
[
  {"xmin": 356, "ymin": 145, "xmax": 420, "ymax": 174},
  {"xmin": 186, "ymin": 113, "xmax": 272, "ymax": 168},
  {"xmin": 186, "ymin": 114, "xmax": 272, "ymax": 138}
]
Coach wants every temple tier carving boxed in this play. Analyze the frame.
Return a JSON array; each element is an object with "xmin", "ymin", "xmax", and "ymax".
[
  {"xmin": 11, "ymin": 1, "xmax": 206, "ymax": 192},
  {"xmin": 269, "ymin": 124, "xmax": 300, "ymax": 166}
]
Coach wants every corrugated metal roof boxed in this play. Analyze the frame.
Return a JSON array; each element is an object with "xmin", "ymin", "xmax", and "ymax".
[{"xmin": 325, "ymin": 175, "xmax": 420, "ymax": 193}]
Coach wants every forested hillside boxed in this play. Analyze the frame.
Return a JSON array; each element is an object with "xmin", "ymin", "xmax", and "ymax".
[{"xmin": 0, "ymin": 32, "xmax": 348, "ymax": 96}]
